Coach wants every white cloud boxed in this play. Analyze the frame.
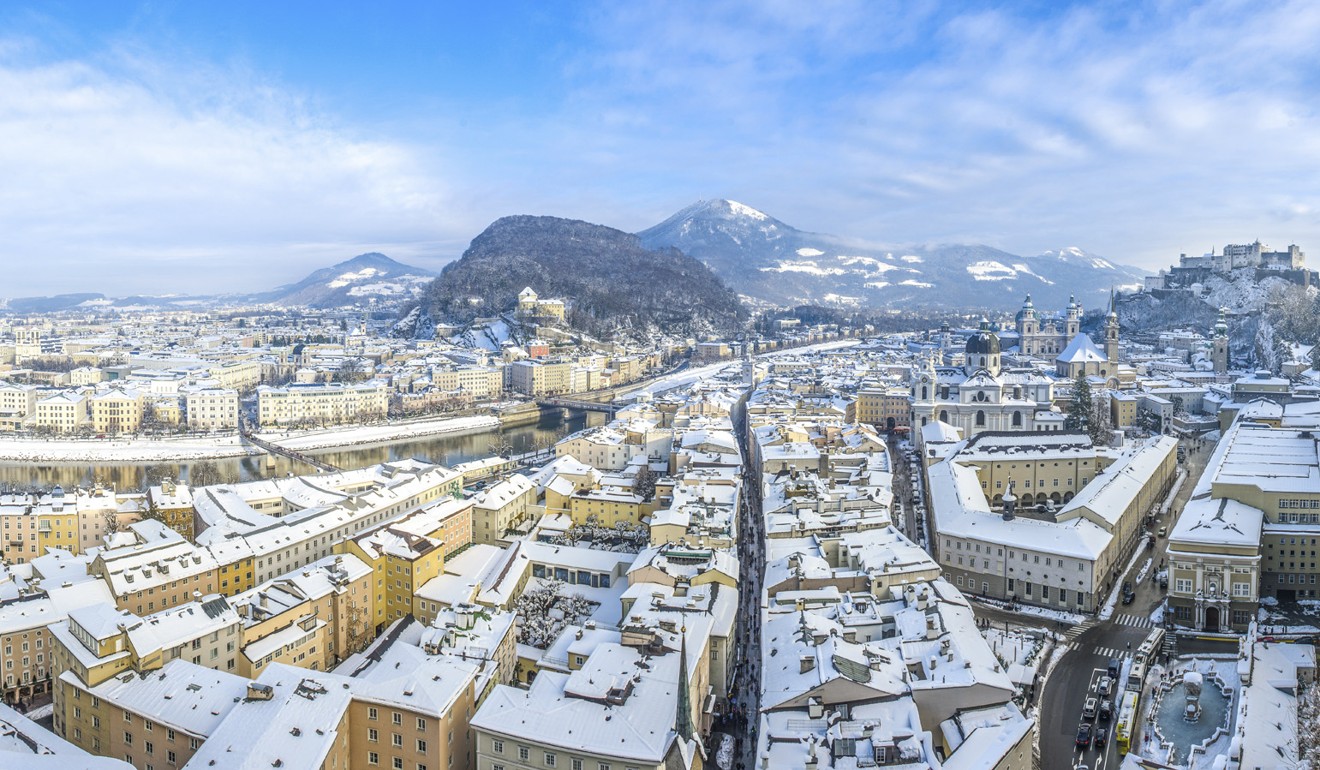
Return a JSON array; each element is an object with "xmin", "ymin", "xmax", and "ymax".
[
  {"xmin": 0, "ymin": 44, "xmax": 456, "ymax": 295},
  {"xmin": 545, "ymin": 0, "xmax": 1320, "ymax": 271}
]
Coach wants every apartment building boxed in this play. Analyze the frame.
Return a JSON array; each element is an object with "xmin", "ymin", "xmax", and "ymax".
[
  {"xmin": 255, "ymin": 381, "xmax": 389, "ymax": 428},
  {"xmin": 182, "ymin": 386, "xmax": 239, "ymax": 431},
  {"xmin": 337, "ymin": 497, "xmax": 474, "ymax": 632},
  {"xmin": 35, "ymin": 391, "xmax": 89, "ymax": 433},
  {"xmin": 471, "ymin": 473, "xmax": 536, "ymax": 544},
  {"xmin": 88, "ymin": 521, "xmax": 221, "ymax": 616},
  {"xmin": 231, "ymin": 553, "xmax": 373, "ymax": 677},
  {"xmin": 89, "ymin": 389, "xmax": 144, "ymax": 435},
  {"xmin": 509, "ymin": 359, "xmax": 571, "ymax": 397}
]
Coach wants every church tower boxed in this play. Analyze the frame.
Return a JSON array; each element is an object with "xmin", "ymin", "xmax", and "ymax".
[
  {"xmin": 1015, "ymin": 294, "xmax": 1038, "ymax": 355},
  {"xmin": 1065, "ymin": 294, "xmax": 1081, "ymax": 338},
  {"xmin": 1104, "ymin": 290, "xmax": 1120, "ymax": 364},
  {"xmin": 964, "ymin": 319, "xmax": 1001, "ymax": 378},
  {"xmin": 1212, "ymin": 307, "xmax": 1229, "ymax": 374},
  {"xmin": 911, "ymin": 351, "xmax": 937, "ymax": 428}
]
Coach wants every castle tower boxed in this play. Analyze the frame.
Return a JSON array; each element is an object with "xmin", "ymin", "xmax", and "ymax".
[
  {"xmin": 1104, "ymin": 290, "xmax": 1120, "ymax": 364},
  {"xmin": 1065, "ymin": 294, "xmax": 1081, "ymax": 338},
  {"xmin": 1212, "ymin": 307, "xmax": 1229, "ymax": 374}
]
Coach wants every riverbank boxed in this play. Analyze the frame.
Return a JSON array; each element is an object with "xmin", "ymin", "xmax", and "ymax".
[{"xmin": 0, "ymin": 414, "xmax": 504, "ymax": 463}]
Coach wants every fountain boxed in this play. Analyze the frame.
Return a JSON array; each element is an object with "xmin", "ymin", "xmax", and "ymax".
[
  {"xmin": 1148, "ymin": 659, "xmax": 1233, "ymax": 765},
  {"xmin": 1182, "ymin": 671, "xmax": 1203, "ymax": 722}
]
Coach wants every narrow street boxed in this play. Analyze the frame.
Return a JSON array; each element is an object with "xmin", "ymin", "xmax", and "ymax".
[{"xmin": 728, "ymin": 393, "xmax": 765, "ymax": 770}]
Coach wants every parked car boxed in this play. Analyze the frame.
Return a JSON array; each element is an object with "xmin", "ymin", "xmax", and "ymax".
[
  {"xmin": 1096, "ymin": 676, "xmax": 1112, "ymax": 697},
  {"xmin": 1094, "ymin": 726, "xmax": 1109, "ymax": 750},
  {"xmin": 1082, "ymin": 697, "xmax": 1099, "ymax": 720},
  {"xmin": 1158, "ymin": 526, "xmax": 1167, "ymax": 537},
  {"xmin": 1076, "ymin": 722, "xmax": 1093, "ymax": 749},
  {"xmin": 1099, "ymin": 699, "xmax": 1113, "ymax": 722},
  {"xmin": 1122, "ymin": 591, "xmax": 1135, "ymax": 605}
]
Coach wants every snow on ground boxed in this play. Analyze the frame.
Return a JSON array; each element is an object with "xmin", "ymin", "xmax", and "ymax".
[
  {"xmin": 261, "ymin": 415, "xmax": 501, "ymax": 451},
  {"xmin": 1099, "ymin": 540, "xmax": 1150, "ymax": 621},
  {"xmin": 1136, "ymin": 557, "xmax": 1154, "ymax": 584},
  {"xmin": 795, "ymin": 247, "xmax": 824, "ymax": 257},
  {"xmin": 0, "ymin": 434, "xmax": 258, "ymax": 462},
  {"xmin": 0, "ymin": 414, "xmax": 503, "ymax": 462},
  {"xmin": 966, "ymin": 261, "xmax": 1017, "ymax": 280},
  {"xmin": 899, "ymin": 280, "xmax": 934, "ymax": 288},
  {"xmin": 759, "ymin": 261, "xmax": 846, "ymax": 276},
  {"xmin": 900, "ymin": 255, "xmax": 923, "ymax": 263}
]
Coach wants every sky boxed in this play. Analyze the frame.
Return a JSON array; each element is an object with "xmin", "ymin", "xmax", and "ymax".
[{"xmin": 2, "ymin": 0, "xmax": 1320, "ymax": 296}]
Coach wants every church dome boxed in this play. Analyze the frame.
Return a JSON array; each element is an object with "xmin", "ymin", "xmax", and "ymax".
[{"xmin": 965, "ymin": 320, "xmax": 1001, "ymax": 356}]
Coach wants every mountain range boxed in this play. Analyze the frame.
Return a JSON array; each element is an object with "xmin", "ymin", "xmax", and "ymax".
[{"xmin": 637, "ymin": 199, "xmax": 1147, "ymax": 311}]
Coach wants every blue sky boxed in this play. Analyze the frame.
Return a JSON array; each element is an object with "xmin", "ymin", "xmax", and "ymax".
[{"xmin": 3, "ymin": 0, "xmax": 1320, "ymax": 295}]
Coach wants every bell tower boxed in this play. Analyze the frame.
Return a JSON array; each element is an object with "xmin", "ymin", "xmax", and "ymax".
[{"xmin": 1212, "ymin": 307, "xmax": 1229, "ymax": 374}]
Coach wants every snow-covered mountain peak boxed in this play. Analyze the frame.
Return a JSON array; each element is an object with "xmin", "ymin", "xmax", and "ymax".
[{"xmin": 725, "ymin": 199, "xmax": 769, "ymax": 221}]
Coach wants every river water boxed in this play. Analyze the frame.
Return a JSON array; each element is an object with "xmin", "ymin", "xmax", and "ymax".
[{"xmin": 0, "ymin": 409, "xmax": 607, "ymax": 491}]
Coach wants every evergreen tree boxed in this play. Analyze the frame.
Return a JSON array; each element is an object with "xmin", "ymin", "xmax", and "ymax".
[{"xmin": 1065, "ymin": 375, "xmax": 1092, "ymax": 436}]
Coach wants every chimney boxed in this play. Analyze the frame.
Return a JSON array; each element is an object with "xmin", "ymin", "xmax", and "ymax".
[{"xmin": 800, "ymin": 655, "xmax": 815, "ymax": 674}]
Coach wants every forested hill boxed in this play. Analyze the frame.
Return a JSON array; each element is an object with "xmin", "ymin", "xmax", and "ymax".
[{"xmin": 411, "ymin": 215, "xmax": 746, "ymax": 341}]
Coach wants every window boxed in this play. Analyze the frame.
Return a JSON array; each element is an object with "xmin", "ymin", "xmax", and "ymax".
[
  {"xmin": 393, "ymin": 734, "xmax": 403, "ymax": 748},
  {"xmin": 145, "ymin": 741, "xmax": 153, "ymax": 755},
  {"xmin": 168, "ymin": 751, "xmax": 176, "ymax": 764},
  {"xmin": 369, "ymin": 728, "xmax": 379, "ymax": 742},
  {"xmin": 417, "ymin": 717, "xmax": 426, "ymax": 731},
  {"xmin": 369, "ymin": 707, "xmax": 378, "ymax": 721},
  {"xmin": 393, "ymin": 759, "xmax": 403, "ymax": 770},
  {"xmin": 546, "ymin": 753, "xmax": 557, "ymax": 767},
  {"xmin": 368, "ymin": 752, "xmax": 379, "ymax": 766},
  {"xmin": 519, "ymin": 746, "xmax": 530, "ymax": 761},
  {"xmin": 125, "ymin": 732, "xmax": 133, "ymax": 745},
  {"xmin": 493, "ymin": 740, "xmax": 504, "ymax": 754},
  {"xmin": 392, "ymin": 712, "xmax": 402, "ymax": 726},
  {"xmin": 417, "ymin": 739, "xmax": 427, "ymax": 754}
]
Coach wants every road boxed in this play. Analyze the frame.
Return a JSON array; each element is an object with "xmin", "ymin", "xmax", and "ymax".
[
  {"xmin": 728, "ymin": 393, "xmax": 765, "ymax": 769},
  {"xmin": 1033, "ymin": 434, "xmax": 1213, "ymax": 770}
]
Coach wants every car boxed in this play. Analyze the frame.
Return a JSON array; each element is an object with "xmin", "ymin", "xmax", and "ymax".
[
  {"xmin": 1076, "ymin": 722, "xmax": 1093, "ymax": 749},
  {"xmin": 1122, "ymin": 581, "xmax": 1133, "ymax": 594},
  {"xmin": 1096, "ymin": 676, "xmax": 1112, "ymax": 697},
  {"xmin": 1122, "ymin": 591, "xmax": 1135, "ymax": 605},
  {"xmin": 1082, "ymin": 697, "xmax": 1099, "ymax": 720},
  {"xmin": 1160, "ymin": 577, "xmax": 1169, "ymax": 590},
  {"xmin": 1158, "ymin": 526, "xmax": 1167, "ymax": 537},
  {"xmin": 1107, "ymin": 658, "xmax": 1121, "ymax": 679},
  {"xmin": 1094, "ymin": 726, "xmax": 1109, "ymax": 750},
  {"xmin": 1099, "ymin": 699, "xmax": 1113, "ymax": 722}
]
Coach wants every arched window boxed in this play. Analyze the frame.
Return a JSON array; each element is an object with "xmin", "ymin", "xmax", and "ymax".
[
  {"xmin": 976, "ymin": 410, "xmax": 986, "ymax": 427},
  {"xmin": 921, "ymin": 386, "xmax": 928, "ymax": 400},
  {"xmin": 939, "ymin": 410, "xmax": 949, "ymax": 423},
  {"xmin": 1012, "ymin": 412, "xmax": 1022, "ymax": 427}
]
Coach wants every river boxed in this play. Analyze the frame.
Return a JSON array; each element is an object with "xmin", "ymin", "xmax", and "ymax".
[{"xmin": 0, "ymin": 409, "xmax": 607, "ymax": 491}]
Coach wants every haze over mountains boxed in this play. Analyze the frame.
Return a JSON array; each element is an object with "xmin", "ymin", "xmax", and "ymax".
[
  {"xmin": 638, "ymin": 199, "xmax": 1147, "ymax": 311},
  {"xmin": 4, "ymin": 199, "xmax": 1146, "ymax": 314}
]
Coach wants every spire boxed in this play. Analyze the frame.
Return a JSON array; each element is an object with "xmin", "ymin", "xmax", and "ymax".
[
  {"xmin": 675, "ymin": 627, "xmax": 694, "ymax": 742},
  {"xmin": 1108, "ymin": 287, "xmax": 1117, "ymax": 318}
]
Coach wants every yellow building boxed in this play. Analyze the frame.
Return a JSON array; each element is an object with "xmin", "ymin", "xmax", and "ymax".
[
  {"xmin": 568, "ymin": 487, "xmax": 653, "ymax": 527},
  {"xmin": 336, "ymin": 498, "xmax": 473, "ymax": 632},
  {"xmin": 89, "ymin": 389, "xmax": 144, "ymax": 435},
  {"xmin": 233, "ymin": 553, "xmax": 374, "ymax": 677}
]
